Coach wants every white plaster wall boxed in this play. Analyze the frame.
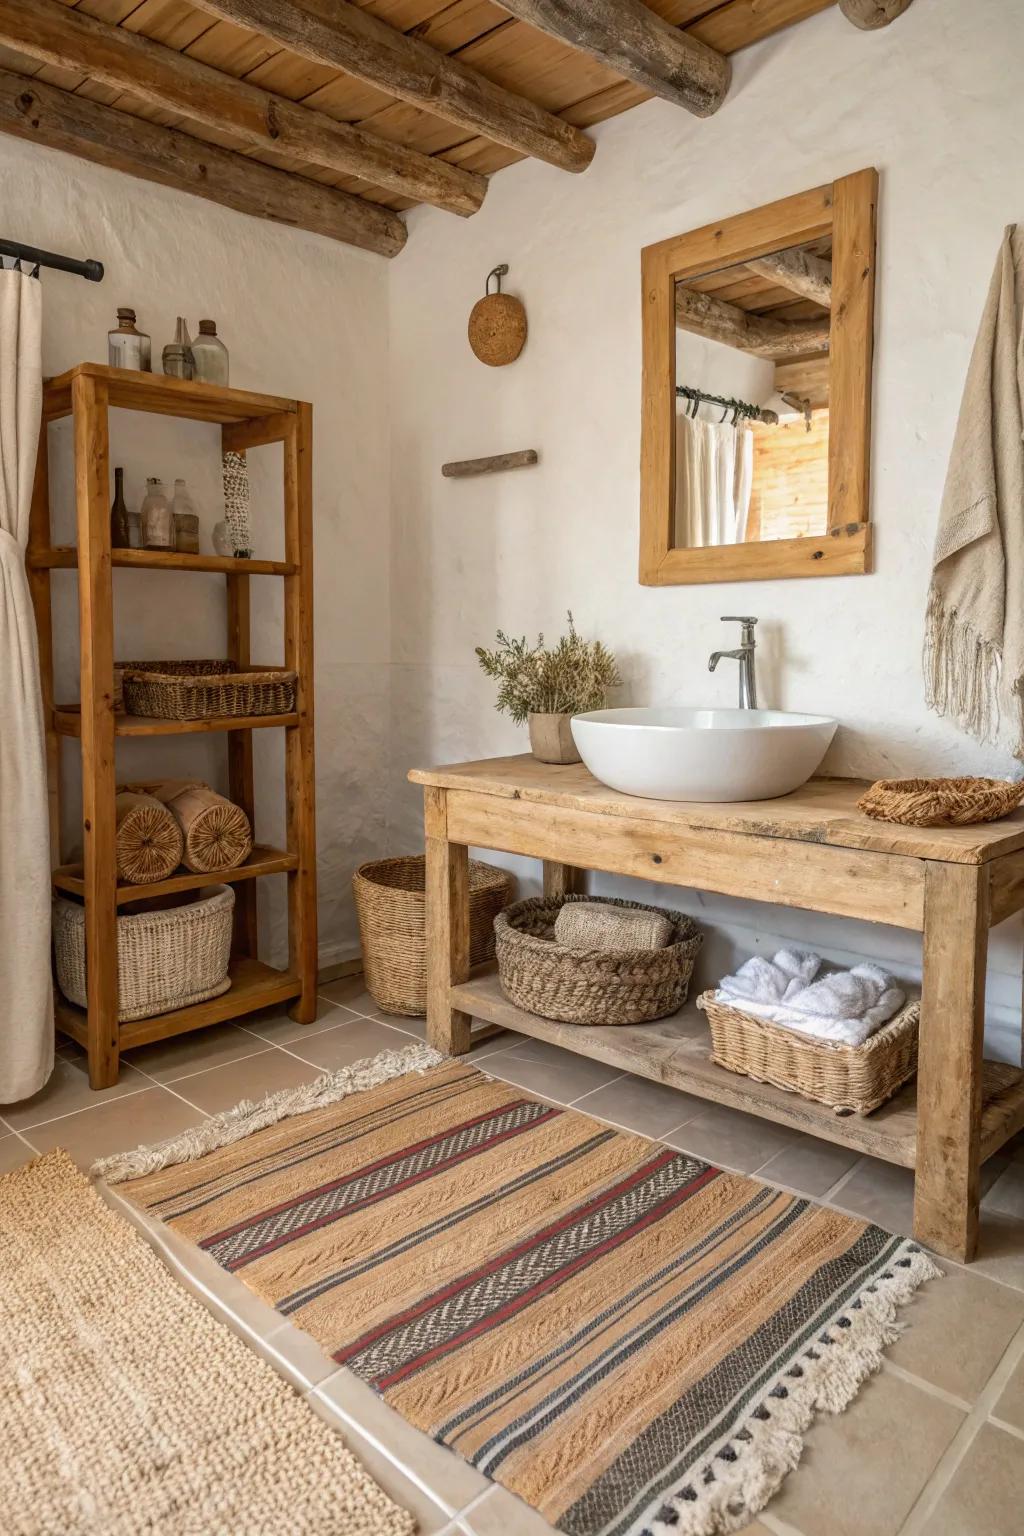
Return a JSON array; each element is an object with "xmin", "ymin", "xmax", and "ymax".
[
  {"xmin": 1, "ymin": 135, "xmax": 391, "ymax": 966},
  {"xmin": 388, "ymin": 0, "xmax": 1024, "ymax": 1059}
]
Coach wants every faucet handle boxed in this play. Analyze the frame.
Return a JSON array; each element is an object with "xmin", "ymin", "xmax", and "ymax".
[
  {"xmin": 720, "ymin": 615, "xmax": 758, "ymax": 625},
  {"xmin": 721, "ymin": 615, "xmax": 758, "ymax": 644}
]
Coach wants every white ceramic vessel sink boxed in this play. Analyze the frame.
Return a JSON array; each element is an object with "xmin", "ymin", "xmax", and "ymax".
[{"xmin": 571, "ymin": 707, "xmax": 837, "ymax": 803}]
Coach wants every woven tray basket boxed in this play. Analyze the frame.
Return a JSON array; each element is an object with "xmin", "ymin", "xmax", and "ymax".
[
  {"xmin": 697, "ymin": 990, "xmax": 920, "ymax": 1115},
  {"xmin": 495, "ymin": 894, "xmax": 702, "ymax": 1027},
  {"xmin": 120, "ymin": 660, "xmax": 296, "ymax": 721},
  {"xmin": 858, "ymin": 776, "xmax": 1024, "ymax": 827},
  {"xmin": 353, "ymin": 855, "xmax": 514, "ymax": 1016},
  {"xmin": 53, "ymin": 886, "xmax": 234, "ymax": 1022}
]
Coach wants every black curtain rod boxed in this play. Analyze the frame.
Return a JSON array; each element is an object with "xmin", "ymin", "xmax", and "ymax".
[
  {"xmin": 676, "ymin": 383, "xmax": 777, "ymax": 427},
  {"xmin": 0, "ymin": 239, "xmax": 103, "ymax": 282}
]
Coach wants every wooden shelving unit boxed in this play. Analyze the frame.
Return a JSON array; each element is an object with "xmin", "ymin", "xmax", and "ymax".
[{"xmin": 29, "ymin": 362, "xmax": 318, "ymax": 1089}]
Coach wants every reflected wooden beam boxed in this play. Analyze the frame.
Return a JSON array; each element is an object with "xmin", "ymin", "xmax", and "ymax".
[
  {"xmin": 675, "ymin": 287, "xmax": 830, "ymax": 359},
  {"xmin": 746, "ymin": 248, "xmax": 832, "ymax": 308},
  {"xmin": 839, "ymin": 0, "xmax": 915, "ymax": 27},
  {"xmin": 497, "ymin": 0, "xmax": 730, "ymax": 119}
]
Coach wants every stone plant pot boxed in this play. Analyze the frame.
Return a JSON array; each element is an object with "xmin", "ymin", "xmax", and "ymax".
[{"xmin": 528, "ymin": 712, "xmax": 581, "ymax": 765}]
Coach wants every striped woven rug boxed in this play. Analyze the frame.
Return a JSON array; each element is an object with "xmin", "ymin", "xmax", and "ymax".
[{"xmin": 117, "ymin": 1058, "xmax": 938, "ymax": 1536}]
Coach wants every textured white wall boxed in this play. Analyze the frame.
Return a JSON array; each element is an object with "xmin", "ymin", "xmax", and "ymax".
[
  {"xmin": 1, "ymin": 135, "xmax": 391, "ymax": 966},
  {"xmin": 388, "ymin": 0, "xmax": 1024, "ymax": 1058}
]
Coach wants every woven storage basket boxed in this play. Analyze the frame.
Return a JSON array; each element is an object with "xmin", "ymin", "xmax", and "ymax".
[
  {"xmin": 115, "ymin": 790, "xmax": 184, "ymax": 885},
  {"xmin": 697, "ymin": 990, "xmax": 920, "ymax": 1116},
  {"xmin": 120, "ymin": 660, "xmax": 296, "ymax": 721},
  {"xmin": 858, "ymin": 776, "xmax": 1024, "ymax": 827},
  {"xmin": 53, "ymin": 886, "xmax": 234, "ymax": 1022},
  {"xmin": 353, "ymin": 855, "xmax": 513, "ymax": 1016},
  {"xmin": 495, "ymin": 894, "xmax": 702, "ymax": 1027}
]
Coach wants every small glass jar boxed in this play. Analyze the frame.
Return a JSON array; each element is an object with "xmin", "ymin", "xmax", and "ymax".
[
  {"xmin": 171, "ymin": 478, "xmax": 200, "ymax": 554},
  {"xmin": 191, "ymin": 319, "xmax": 229, "ymax": 386},
  {"xmin": 108, "ymin": 308, "xmax": 151, "ymax": 372},
  {"xmin": 126, "ymin": 511, "xmax": 142, "ymax": 550},
  {"xmin": 162, "ymin": 317, "xmax": 194, "ymax": 380},
  {"xmin": 140, "ymin": 478, "xmax": 173, "ymax": 551}
]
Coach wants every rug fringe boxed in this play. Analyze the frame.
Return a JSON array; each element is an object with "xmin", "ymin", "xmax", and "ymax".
[
  {"xmin": 92, "ymin": 1041, "xmax": 444, "ymax": 1185},
  {"xmin": 649, "ymin": 1242, "xmax": 941, "ymax": 1536}
]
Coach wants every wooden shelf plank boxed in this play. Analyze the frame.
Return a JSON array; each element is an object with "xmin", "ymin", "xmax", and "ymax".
[
  {"xmin": 55, "ymin": 957, "xmax": 301, "ymax": 1052},
  {"xmin": 54, "ymin": 707, "xmax": 298, "ymax": 737},
  {"xmin": 452, "ymin": 966, "xmax": 1024, "ymax": 1168},
  {"xmin": 44, "ymin": 363, "xmax": 300, "ymax": 425},
  {"xmin": 52, "ymin": 845, "xmax": 297, "ymax": 904},
  {"xmin": 30, "ymin": 547, "xmax": 296, "ymax": 576}
]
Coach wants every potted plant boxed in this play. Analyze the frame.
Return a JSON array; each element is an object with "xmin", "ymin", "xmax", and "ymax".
[{"xmin": 476, "ymin": 613, "xmax": 620, "ymax": 764}]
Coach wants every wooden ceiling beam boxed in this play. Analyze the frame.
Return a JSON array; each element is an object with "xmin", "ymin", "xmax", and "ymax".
[
  {"xmin": 839, "ymin": 0, "xmax": 915, "ymax": 27},
  {"xmin": 0, "ymin": 69, "xmax": 406, "ymax": 257},
  {"xmin": 188, "ymin": 0, "xmax": 595, "ymax": 175},
  {"xmin": 745, "ymin": 249, "xmax": 832, "ymax": 308},
  {"xmin": 0, "ymin": 0, "xmax": 484, "ymax": 218},
  {"xmin": 675, "ymin": 286, "xmax": 830, "ymax": 360},
  {"xmin": 495, "ymin": 0, "xmax": 729, "ymax": 119}
]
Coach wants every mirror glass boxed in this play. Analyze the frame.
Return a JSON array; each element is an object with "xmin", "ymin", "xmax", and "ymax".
[{"xmin": 671, "ymin": 237, "xmax": 831, "ymax": 549}]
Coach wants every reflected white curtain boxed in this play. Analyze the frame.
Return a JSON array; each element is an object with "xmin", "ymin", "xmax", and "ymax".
[
  {"xmin": 675, "ymin": 412, "xmax": 754, "ymax": 547},
  {"xmin": 0, "ymin": 268, "xmax": 52, "ymax": 1103}
]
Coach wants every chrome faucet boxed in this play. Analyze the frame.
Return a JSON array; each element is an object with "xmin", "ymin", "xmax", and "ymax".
[{"xmin": 709, "ymin": 616, "xmax": 758, "ymax": 709}]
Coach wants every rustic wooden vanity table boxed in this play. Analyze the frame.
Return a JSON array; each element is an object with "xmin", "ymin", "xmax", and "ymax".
[{"xmin": 411, "ymin": 755, "xmax": 1024, "ymax": 1264}]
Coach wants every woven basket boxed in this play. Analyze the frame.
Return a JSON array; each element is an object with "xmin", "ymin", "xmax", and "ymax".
[
  {"xmin": 697, "ymin": 990, "xmax": 920, "ymax": 1115},
  {"xmin": 353, "ymin": 855, "xmax": 514, "ymax": 1016},
  {"xmin": 120, "ymin": 660, "xmax": 296, "ymax": 721},
  {"xmin": 495, "ymin": 894, "xmax": 702, "ymax": 1027},
  {"xmin": 115, "ymin": 791, "xmax": 184, "ymax": 885},
  {"xmin": 858, "ymin": 776, "xmax": 1024, "ymax": 827},
  {"xmin": 53, "ymin": 886, "xmax": 234, "ymax": 1023}
]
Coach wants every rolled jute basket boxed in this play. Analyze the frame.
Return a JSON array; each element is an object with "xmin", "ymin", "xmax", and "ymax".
[
  {"xmin": 495, "ymin": 894, "xmax": 702, "ymax": 1027},
  {"xmin": 132, "ymin": 780, "xmax": 253, "ymax": 874},
  {"xmin": 53, "ymin": 885, "xmax": 234, "ymax": 1022},
  {"xmin": 858, "ymin": 776, "xmax": 1024, "ymax": 827},
  {"xmin": 115, "ymin": 791, "xmax": 183, "ymax": 885},
  {"xmin": 353, "ymin": 854, "xmax": 514, "ymax": 1016}
]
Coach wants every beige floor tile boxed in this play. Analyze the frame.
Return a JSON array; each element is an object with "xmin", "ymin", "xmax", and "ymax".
[
  {"xmin": 121, "ymin": 1022, "xmax": 269, "ymax": 1083},
  {"xmin": 392, "ymin": 1015, "xmax": 515, "ymax": 1060},
  {"xmin": 830, "ymin": 1156, "xmax": 915, "ymax": 1236},
  {"xmin": 769, "ymin": 1369, "xmax": 963, "ymax": 1536},
  {"xmin": 961, "ymin": 1212, "xmax": 1024, "ymax": 1292},
  {"xmin": 886, "ymin": 1263, "xmax": 1024, "ymax": 1399},
  {"xmin": 0, "ymin": 1133, "xmax": 35, "ymax": 1173},
  {"xmin": 478, "ymin": 1037, "xmax": 625, "ymax": 1103},
  {"xmin": 459, "ymin": 1484, "xmax": 556, "ymax": 1535},
  {"xmin": 925, "ymin": 1423, "xmax": 1024, "ymax": 1536},
  {"xmin": 664, "ymin": 1101, "xmax": 797, "ymax": 1174},
  {"xmin": 571, "ymin": 1074, "xmax": 703, "ymax": 1139},
  {"xmin": 168, "ymin": 1047, "xmax": 322, "ymax": 1115},
  {"xmin": 318, "ymin": 975, "xmax": 388, "ymax": 1018},
  {"xmin": 319, "ymin": 1368, "xmax": 491, "ymax": 1512},
  {"xmin": 983, "ymin": 1160, "xmax": 1024, "ymax": 1220},
  {"xmin": 992, "ymin": 1348, "xmax": 1024, "ymax": 1432},
  {"xmin": 23, "ymin": 1086, "xmax": 206, "ymax": 1169},
  {"xmin": 306, "ymin": 1383, "xmax": 450, "ymax": 1533},
  {"xmin": 754, "ymin": 1135, "xmax": 863, "ymax": 1198},
  {"xmin": 283, "ymin": 1015, "xmax": 420, "ymax": 1071},
  {"xmin": 1, "ymin": 1048, "xmax": 149, "ymax": 1130},
  {"xmin": 242, "ymin": 998, "xmax": 361, "ymax": 1045}
]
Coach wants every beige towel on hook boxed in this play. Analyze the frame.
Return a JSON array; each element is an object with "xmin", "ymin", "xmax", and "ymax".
[{"xmin": 925, "ymin": 225, "xmax": 1024, "ymax": 754}]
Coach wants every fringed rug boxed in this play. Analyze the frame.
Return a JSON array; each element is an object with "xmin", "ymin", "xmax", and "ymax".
[
  {"xmin": 103, "ymin": 1051, "xmax": 939, "ymax": 1536},
  {"xmin": 0, "ymin": 1148, "xmax": 414, "ymax": 1536}
]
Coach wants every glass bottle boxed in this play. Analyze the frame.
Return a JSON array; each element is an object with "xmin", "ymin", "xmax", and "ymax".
[
  {"xmin": 140, "ymin": 478, "xmax": 173, "ymax": 551},
  {"xmin": 107, "ymin": 308, "xmax": 151, "ymax": 372},
  {"xmin": 110, "ymin": 466, "xmax": 131, "ymax": 549},
  {"xmin": 191, "ymin": 319, "xmax": 229, "ymax": 386},
  {"xmin": 162, "ymin": 316, "xmax": 194, "ymax": 380},
  {"xmin": 171, "ymin": 478, "xmax": 200, "ymax": 554}
]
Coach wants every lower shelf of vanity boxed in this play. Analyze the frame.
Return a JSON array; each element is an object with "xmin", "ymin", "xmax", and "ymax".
[
  {"xmin": 56, "ymin": 957, "xmax": 301, "ymax": 1052},
  {"xmin": 453, "ymin": 965, "xmax": 1024, "ymax": 1171}
]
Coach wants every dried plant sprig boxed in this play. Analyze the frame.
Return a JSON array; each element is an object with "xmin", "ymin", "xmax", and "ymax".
[{"xmin": 476, "ymin": 612, "xmax": 620, "ymax": 725}]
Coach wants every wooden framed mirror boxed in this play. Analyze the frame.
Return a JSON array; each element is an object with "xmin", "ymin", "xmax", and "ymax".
[{"xmin": 639, "ymin": 169, "xmax": 877, "ymax": 585}]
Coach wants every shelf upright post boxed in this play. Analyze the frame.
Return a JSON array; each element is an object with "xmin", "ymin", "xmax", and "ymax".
[
  {"xmin": 223, "ymin": 426, "xmax": 258, "ymax": 962},
  {"xmin": 283, "ymin": 403, "xmax": 318, "ymax": 1022},
  {"xmin": 27, "ymin": 413, "xmax": 60, "ymax": 860}
]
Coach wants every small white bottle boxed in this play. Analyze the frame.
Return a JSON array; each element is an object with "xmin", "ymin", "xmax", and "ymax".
[
  {"xmin": 140, "ymin": 478, "xmax": 173, "ymax": 550},
  {"xmin": 191, "ymin": 319, "xmax": 229, "ymax": 386},
  {"xmin": 107, "ymin": 308, "xmax": 152, "ymax": 372}
]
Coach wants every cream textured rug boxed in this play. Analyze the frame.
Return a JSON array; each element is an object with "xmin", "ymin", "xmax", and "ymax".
[{"xmin": 0, "ymin": 1149, "xmax": 415, "ymax": 1536}]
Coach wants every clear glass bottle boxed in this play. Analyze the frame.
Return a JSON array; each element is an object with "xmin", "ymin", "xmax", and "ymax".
[
  {"xmin": 110, "ymin": 466, "xmax": 131, "ymax": 549},
  {"xmin": 191, "ymin": 319, "xmax": 229, "ymax": 386},
  {"xmin": 107, "ymin": 308, "xmax": 151, "ymax": 372},
  {"xmin": 171, "ymin": 478, "xmax": 200, "ymax": 554},
  {"xmin": 140, "ymin": 478, "xmax": 173, "ymax": 551},
  {"xmin": 162, "ymin": 316, "xmax": 194, "ymax": 380}
]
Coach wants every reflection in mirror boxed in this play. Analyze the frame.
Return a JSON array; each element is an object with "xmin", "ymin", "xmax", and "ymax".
[{"xmin": 672, "ymin": 237, "xmax": 831, "ymax": 549}]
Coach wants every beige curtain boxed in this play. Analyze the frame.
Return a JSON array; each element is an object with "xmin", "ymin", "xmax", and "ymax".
[
  {"xmin": 674, "ymin": 411, "xmax": 754, "ymax": 548},
  {"xmin": 0, "ymin": 268, "xmax": 52, "ymax": 1103}
]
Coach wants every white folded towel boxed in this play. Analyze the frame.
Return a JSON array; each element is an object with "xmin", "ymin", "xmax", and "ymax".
[{"xmin": 715, "ymin": 950, "xmax": 906, "ymax": 1048}]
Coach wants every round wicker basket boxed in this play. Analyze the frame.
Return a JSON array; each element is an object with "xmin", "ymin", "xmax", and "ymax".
[
  {"xmin": 858, "ymin": 776, "xmax": 1024, "ymax": 827},
  {"xmin": 353, "ymin": 855, "xmax": 514, "ymax": 1016},
  {"xmin": 115, "ymin": 791, "xmax": 183, "ymax": 885},
  {"xmin": 468, "ymin": 293, "xmax": 527, "ymax": 367},
  {"xmin": 495, "ymin": 894, "xmax": 702, "ymax": 1027},
  {"xmin": 53, "ymin": 885, "xmax": 234, "ymax": 1022}
]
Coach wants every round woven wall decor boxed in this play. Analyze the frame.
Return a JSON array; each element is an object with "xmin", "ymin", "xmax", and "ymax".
[{"xmin": 468, "ymin": 264, "xmax": 527, "ymax": 367}]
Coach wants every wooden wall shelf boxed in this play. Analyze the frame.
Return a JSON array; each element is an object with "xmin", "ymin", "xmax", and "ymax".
[{"xmin": 30, "ymin": 364, "xmax": 318, "ymax": 1088}]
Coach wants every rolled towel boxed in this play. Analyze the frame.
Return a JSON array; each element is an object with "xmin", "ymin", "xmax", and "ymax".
[{"xmin": 554, "ymin": 901, "xmax": 674, "ymax": 951}]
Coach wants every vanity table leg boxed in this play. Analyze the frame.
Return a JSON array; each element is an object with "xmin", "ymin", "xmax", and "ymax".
[
  {"xmin": 913, "ymin": 861, "xmax": 989, "ymax": 1262},
  {"xmin": 424, "ymin": 787, "xmax": 473, "ymax": 1055},
  {"xmin": 543, "ymin": 862, "xmax": 586, "ymax": 898}
]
